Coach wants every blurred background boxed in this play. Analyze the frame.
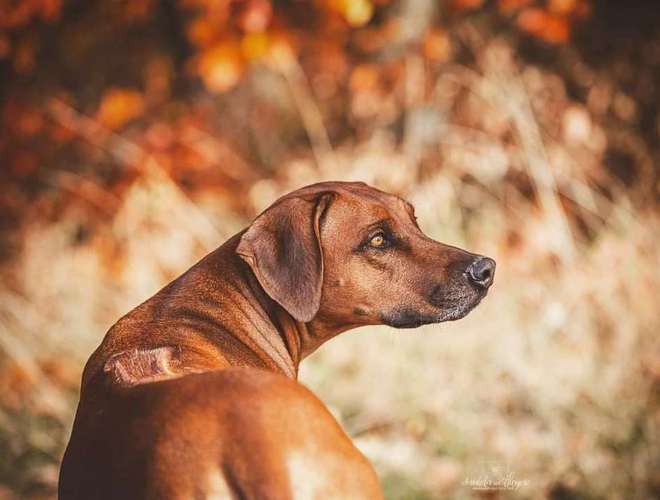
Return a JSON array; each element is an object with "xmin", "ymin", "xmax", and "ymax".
[{"xmin": 1, "ymin": 0, "xmax": 659, "ymax": 498}]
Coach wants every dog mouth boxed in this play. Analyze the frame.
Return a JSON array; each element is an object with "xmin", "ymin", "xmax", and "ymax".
[
  {"xmin": 437, "ymin": 292, "xmax": 486, "ymax": 321},
  {"xmin": 381, "ymin": 287, "xmax": 488, "ymax": 329}
]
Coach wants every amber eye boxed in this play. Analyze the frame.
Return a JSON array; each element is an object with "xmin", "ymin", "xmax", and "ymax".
[{"xmin": 369, "ymin": 233, "xmax": 386, "ymax": 248}]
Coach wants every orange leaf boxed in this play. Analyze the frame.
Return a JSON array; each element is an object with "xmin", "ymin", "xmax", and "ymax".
[
  {"xmin": 241, "ymin": 32, "xmax": 269, "ymax": 61},
  {"xmin": 235, "ymin": 0, "xmax": 272, "ymax": 33},
  {"xmin": 97, "ymin": 88, "xmax": 145, "ymax": 129},
  {"xmin": 548, "ymin": 0, "xmax": 577, "ymax": 16},
  {"xmin": 198, "ymin": 42, "xmax": 244, "ymax": 93},
  {"xmin": 517, "ymin": 8, "xmax": 569, "ymax": 44},
  {"xmin": 40, "ymin": 0, "xmax": 63, "ymax": 22},
  {"xmin": 187, "ymin": 17, "xmax": 217, "ymax": 48},
  {"xmin": 264, "ymin": 33, "xmax": 296, "ymax": 72},
  {"xmin": 349, "ymin": 64, "xmax": 379, "ymax": 92},
  {"xmin": 497, "ymin": 0, "xmax": 533, "ymax": 15},
  {"xmin": 329, "ymin": 0, "xmax": 374, "ymax": 27},
  {"xmin": 423, "ymin": 29, "xmax": 451, "ymax": 62}
]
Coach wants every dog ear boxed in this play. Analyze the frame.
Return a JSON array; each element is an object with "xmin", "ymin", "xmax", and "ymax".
[
  {"xmin": 236, "ymin": 192, "xmax": 334, "ymax": 322},
  {"xmin": 104, "ymin": 347, "xmax": 177, "ymax": 387}
]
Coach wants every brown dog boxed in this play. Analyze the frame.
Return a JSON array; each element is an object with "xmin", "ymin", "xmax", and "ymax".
[{"xmin": 59, "ymin": 181, "xmax": 495, "ymax": 499}]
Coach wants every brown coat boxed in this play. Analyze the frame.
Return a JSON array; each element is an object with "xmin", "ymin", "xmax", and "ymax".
[{"xmin": 59, "ymin": 181, "xmax": 494, "ymax": 499}]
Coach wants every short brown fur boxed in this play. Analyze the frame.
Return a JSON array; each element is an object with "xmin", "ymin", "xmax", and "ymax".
[{"xmin": 60, "ymin": 181, "xmax": 494, "ymax": 499}]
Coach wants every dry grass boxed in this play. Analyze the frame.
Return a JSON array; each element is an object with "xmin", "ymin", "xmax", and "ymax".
[{"xmin": 0, "ymin": 41, "xmax": 658, "ymax": 499}]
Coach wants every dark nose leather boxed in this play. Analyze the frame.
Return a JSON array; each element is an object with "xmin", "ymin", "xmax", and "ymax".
[{"xmin": 467, "ymin": 257, "xmax": 496, "ymax": 289}]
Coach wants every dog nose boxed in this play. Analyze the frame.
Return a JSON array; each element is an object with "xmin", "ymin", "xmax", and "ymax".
[{"xmin": 467, "ymin": 257, "xmax": 496, "ymax": 288}]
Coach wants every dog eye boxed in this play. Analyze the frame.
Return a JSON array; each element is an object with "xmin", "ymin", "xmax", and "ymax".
[{"xmin": 369, "ymin": 233, "xmax": 388, "ymax": 248}]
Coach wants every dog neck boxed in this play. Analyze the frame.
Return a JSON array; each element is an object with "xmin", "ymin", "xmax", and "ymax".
[
  {"xmin": 155, "ymin": 234, "xmax": 305, "ymax": 378},
  {"xmin": 229, "ymin": 235, "xmax": 355, "ymax": 374},
  {"xmin": 86, "ymin": 233, "xmax": 356, "ymax": 389}
]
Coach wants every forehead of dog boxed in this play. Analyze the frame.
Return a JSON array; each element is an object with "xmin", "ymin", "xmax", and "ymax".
[
  {"xmin": 271, "ymin": 181, "xmax": 416, "ymax": 226},
  {"xmin": 239, "ymin": 181, "xmax": 421, "ymax": 322}
]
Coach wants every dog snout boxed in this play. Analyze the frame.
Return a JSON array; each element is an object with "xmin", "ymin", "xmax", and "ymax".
[{"xmin": 466, "ymin": 256, "xmax": 496, "ymax": 289}]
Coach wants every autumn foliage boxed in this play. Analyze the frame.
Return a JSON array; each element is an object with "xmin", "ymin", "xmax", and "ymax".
[{"xmin": 0, "ymin": 1, "xmax": 600, "ymax": 251}]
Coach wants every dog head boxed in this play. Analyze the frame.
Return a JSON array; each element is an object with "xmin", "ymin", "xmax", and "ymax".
[{"xmin": 237, "ymin": 181, "xmax": 495, "ymax": 329}]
